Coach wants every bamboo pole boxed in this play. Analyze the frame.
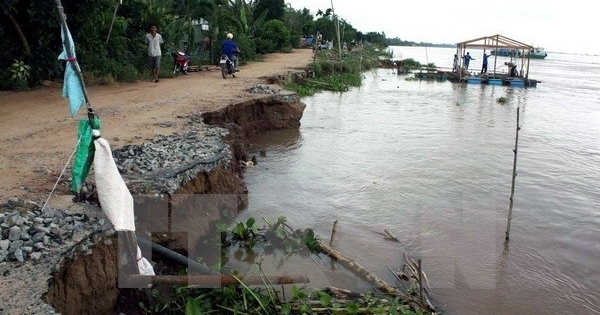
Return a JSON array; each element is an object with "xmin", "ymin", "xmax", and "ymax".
[
  {"xmin": 505, "ymin": 107, "xmax": 521, "ymax": 241},
  {"xmin": 117, "ymin": 231, "xmax": 142, "ymax": 288},
  {"xmin": 418, "ymin": 259, "xmax": 423, "ymax": 304},
  {"xmin": 330, "ymin": 0, "xmax": 343, "ymax": 66},
  {"xmin": 54, "ymin": 0, "xmax": 91, "ymax": 110},
  {"xmin": 126, "ymin": 274, "xmax": 309, "ymax": 287},
  {"xmin": 106, "ymin": 1, "xmax": 121, "ymax": 44}
]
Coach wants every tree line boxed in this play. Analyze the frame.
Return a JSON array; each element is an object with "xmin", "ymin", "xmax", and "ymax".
[{"xmin": 1, "ymin": 0, "xmax": 396, "ymax": 90}]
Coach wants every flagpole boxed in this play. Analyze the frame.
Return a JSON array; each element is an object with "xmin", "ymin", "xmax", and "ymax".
[{"xmin": 55, "ymin": 0, "xmax": 92, "ymax": 111}]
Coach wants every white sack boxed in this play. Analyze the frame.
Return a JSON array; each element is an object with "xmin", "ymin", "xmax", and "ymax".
[
  {"xmin": 137, "ymin": 246, "xmax": 155, "ymax": 276},
  {"xmin": 93, "ymin": 138, "xmax": 136, "ymax": 231}
]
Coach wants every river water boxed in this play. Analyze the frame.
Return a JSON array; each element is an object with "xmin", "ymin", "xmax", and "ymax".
[{"xmin": 234, "ymin": 47, "xmax": 600, "ymax": 314}]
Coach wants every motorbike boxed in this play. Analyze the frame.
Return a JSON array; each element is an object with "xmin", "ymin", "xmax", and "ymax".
[
  {"xmin": 219, "ymin": 54, "xmax": 236, "ymax": 79},
  {"xmin": 171, "ymin": 50, "xmax": 190, "ymax": 75}
]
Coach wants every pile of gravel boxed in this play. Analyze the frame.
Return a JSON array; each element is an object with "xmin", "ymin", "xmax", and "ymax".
[
  {"xmin": 247, "ymin": 84, "xmax": 278, "ymax": 94},
  {"xmin": 112, "ymin": 123, "xmax": 233, "ymax": 194},
  {"xmin": 246, "ymin": 84, "xmax": 299, "ymax": 104},
  {"xmin": 0, "ymin": 198, "xmax": 105, "ymax": 263}
]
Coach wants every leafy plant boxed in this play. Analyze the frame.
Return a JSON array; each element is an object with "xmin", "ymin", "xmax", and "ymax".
[
  {"xmin": 10, "ymin": 59, "xmax": 31, "ymax": 81},
  {"xmin": 8, "ymin": 59, "xmax": 31, "ymax": 89},
  {"xmin": 231, "ymin": 217, "xmax": 259, "ymax": 247}
]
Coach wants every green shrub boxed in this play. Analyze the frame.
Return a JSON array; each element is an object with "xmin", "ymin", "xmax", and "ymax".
[
  {"xmin": 0, "ymin": 69, "xmax": 27, "ymax": 90},
  {"xmin": 114, "ymin": 63, "xmax": 141, "ymax": 82},
  {"xmin": 256, "ymin": 19, "xmax": 291, "ymax": 54},
  {"xmin": 96, "ymin": 74, "xmax": 116, "ymax": 86}
]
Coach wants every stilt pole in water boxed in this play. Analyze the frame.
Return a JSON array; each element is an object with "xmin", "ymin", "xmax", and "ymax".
[
  {"xmin": 329, "ymin": 220, "xmax": 338, "ymax": 246},
  {"xmin": 418, "ymin": 258, "xmax": 424, "ymax": 304},
  {"xmin": 505, "ymin": 107, "xmax": 521, "ymax": 241}
]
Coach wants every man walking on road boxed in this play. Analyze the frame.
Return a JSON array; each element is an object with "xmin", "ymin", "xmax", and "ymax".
[{"xmin": 145, "ymin": 25, "xmax": 163, "ymax": 83}]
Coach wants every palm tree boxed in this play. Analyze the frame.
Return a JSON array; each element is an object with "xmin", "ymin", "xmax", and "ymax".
[{"xmin": 168, "ymin": 0, "xmax": 223, "ymax": 53}]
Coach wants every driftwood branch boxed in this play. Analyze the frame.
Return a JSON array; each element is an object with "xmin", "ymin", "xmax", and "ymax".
[
  {"xmin": 384, "ymin": 229, "xmax": 400, "ymax": 242},
  {"xmin": 403, "ymin": 253, "xmax": 431, "ymax": 289},
  {"xmin": 317, "ymin": 240, "xmax": 403, "ymax": 295},
  {"xmin": 277, "ymin": 305, "xmax": 396, "ymax": 314},
  {"xmin": 401, "ymin": 253, "xmax": 436, "ymax": 311},
  {"xmin": 387, "ymin": 254, "xmax": 437, "ymax": 312},
  {"xmin": 373, "ymin": 229, "xmax": 401, "ymax": 242},
  {"xmin": 326, "ymin": 286, "xmax": 365, "ymax": 299}
]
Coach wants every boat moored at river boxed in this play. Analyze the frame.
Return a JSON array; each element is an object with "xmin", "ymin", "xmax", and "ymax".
[{"xmin": 491, "ymin": 47, "xmax": 547, "ymax": 59}]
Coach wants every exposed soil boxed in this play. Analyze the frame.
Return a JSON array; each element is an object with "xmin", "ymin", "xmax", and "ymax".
[
  {"xmin": 0, "ymin": 48, "xmax": 314, "ymax": 206},
  {"xmin": 0, "ymin": 49, "xmax": 315, "ymax": 315}
]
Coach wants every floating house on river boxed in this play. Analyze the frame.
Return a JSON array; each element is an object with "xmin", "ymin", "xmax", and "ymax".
[{"xmin": 448, "ymin": 34, "xmax": 541, "ymax": 87}]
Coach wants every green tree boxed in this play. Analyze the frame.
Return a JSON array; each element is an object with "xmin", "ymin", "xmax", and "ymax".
[
  {"xmin": 363, "ymin": 31, "xmax": 387, "ymax": 47},
  {"xmin": 253, "ymin": 0, "xmax": 284, "ymax": 22},
  {"xmin": 313, "ymin": 16, "xmax": 336, "ymax": 42},
  {"xmin": 1, "ymin": 0, "xmax": 30, "ymax": 55},
  {"xmin": 282, "ymin": 7, "xmax": 314, "ymax": 38},
  {"xmin": 298, "ymin": 8, "xmax": 315, "ymax": 37}
]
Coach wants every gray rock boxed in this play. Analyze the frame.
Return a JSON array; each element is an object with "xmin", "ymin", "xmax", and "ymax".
[
  {"xmin": 20, "ymin": 232, "xmax": 30, "ymax": 240},
  {"xmin": 35, "ymin": 226, "xmax": 51, "ymax": 234},
  {"xmin": 29, "ymin": 252, "xmax": 42, "ymax": 260},
  {"xmin": 41, "ymin": 208, "xmax": 55, "ymax": 218},
  {"xmin": 7, "ymin": 214, "xmax": 25, "ymax": 227},
  {"xmin": 14, "ymin": 248, "xmax": 24, "ymax": 262},
  {"xmin": 0, "ymin": 240, "xmax": 9, "ymax": 251},
  {"xmin": 9, "ymin": 240, "xmax": 23, "ymax": 253},
  {"xmin": 32, "ymin": 232, "xmax": 45, "ymax": 243},
  {"xmin": 8, "ymin": 226, "xmax": 22, "ymax": 241}
]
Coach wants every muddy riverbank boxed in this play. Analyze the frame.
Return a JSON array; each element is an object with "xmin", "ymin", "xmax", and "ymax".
[{"xmin": 0, "ymin": 49, "xmax": 314, "ymax": 314}]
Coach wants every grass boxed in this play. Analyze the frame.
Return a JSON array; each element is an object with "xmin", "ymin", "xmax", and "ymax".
[{"xmin": 281, "ymin": 44, "xmax": 385, "ymax": 96}]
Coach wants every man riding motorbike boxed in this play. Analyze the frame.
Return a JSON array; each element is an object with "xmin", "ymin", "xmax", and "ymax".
[{"xmin": 221, "ymin": 33, "xmax": 240, "ymax": 71}]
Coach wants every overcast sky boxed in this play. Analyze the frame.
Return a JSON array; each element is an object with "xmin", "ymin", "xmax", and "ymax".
[{"xmin": 285, "ymin": 0, "xmax": 596, "ymax": 54}]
